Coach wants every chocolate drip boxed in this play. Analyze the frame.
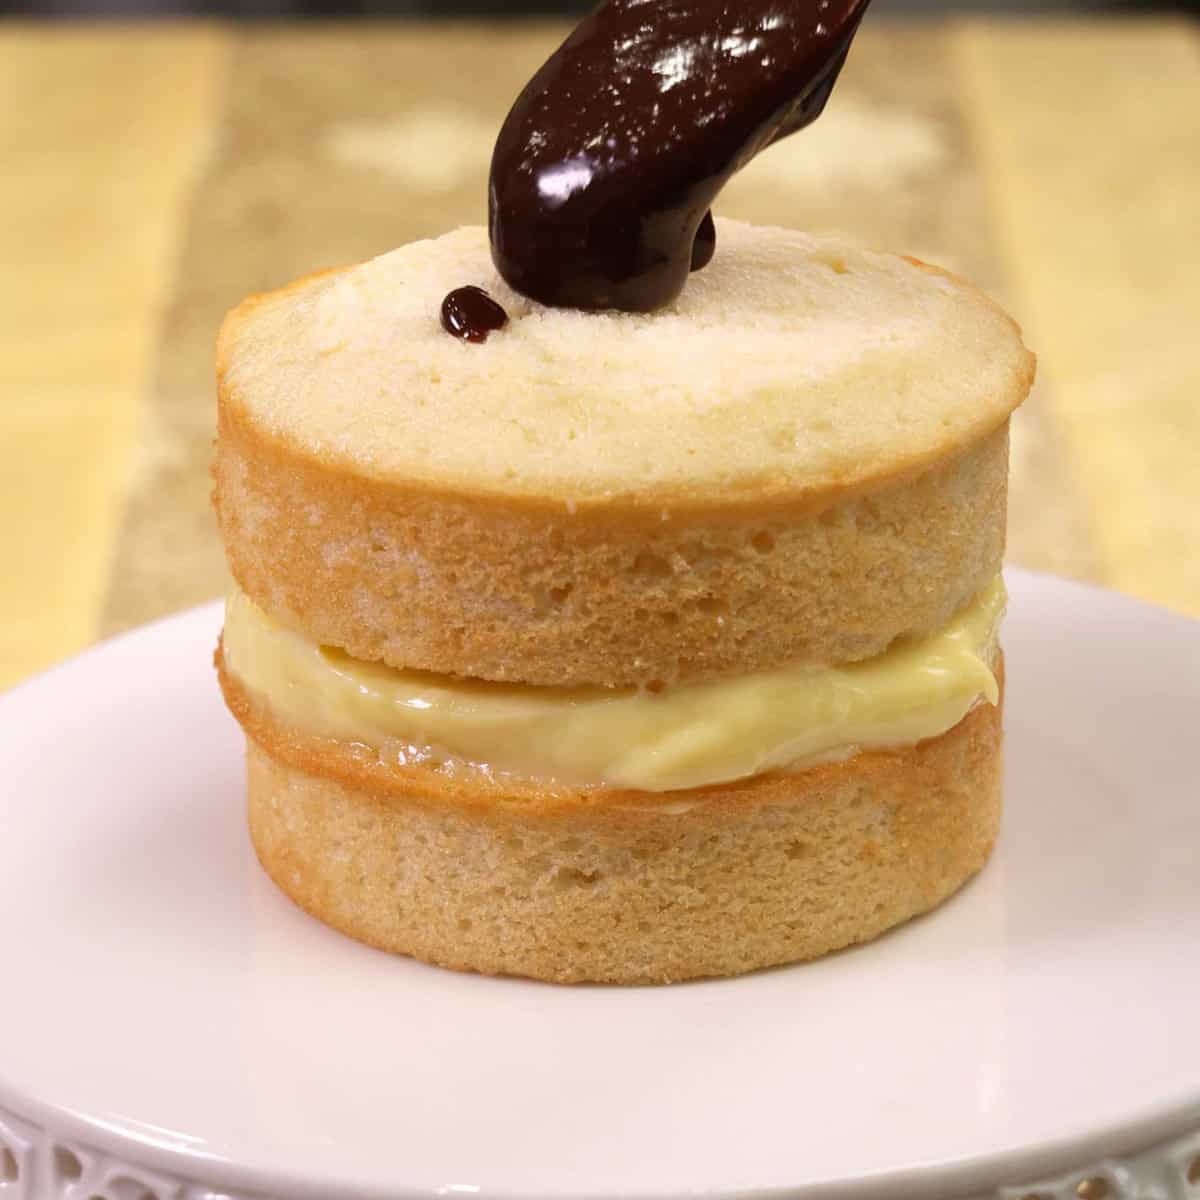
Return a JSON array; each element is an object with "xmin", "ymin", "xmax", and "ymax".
[
  {"xmin": 691, "ymin": 210, "xmax": 716, "ymax": 273},
  {"xmin": 489, "ymin": 0, "xmax": 871, "ymax": 312},
  {"xmin": 440, "ymin": 285, "xmax": 509, "ymax": 343}
]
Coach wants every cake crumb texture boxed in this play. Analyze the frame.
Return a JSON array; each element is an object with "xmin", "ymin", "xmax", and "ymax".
[
  {"xmin": 216, "ymin": 415, "xmax": 1010, "ymax": 686},
  {"xmin": 214, "ymin": 220, "xmax": 1031, "ymax": 686},
  {"xmin": 217, "ymin": 221, "xmax": 1034, "ymax": 504},
  {"xmin": 241, "ymin": 668, "xmax": 1003, "ymax": 985}
]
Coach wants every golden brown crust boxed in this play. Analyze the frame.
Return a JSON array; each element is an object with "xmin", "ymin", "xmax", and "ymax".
[
  {"xmin": 236, "ymin": 659, "xmax": 1004, "ymax": 984},
  {"xmin": 214, "ymin": 404, "xmax": 1012, "ymax": 686}
]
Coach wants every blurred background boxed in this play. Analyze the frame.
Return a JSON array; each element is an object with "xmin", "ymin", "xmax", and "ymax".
[
  {"xmin": 1, "ymin": 1, "xmax": 1198, "ymax": 687},
  {"xmin": 4, "ymin": 0, "xmax": 1200, "ymax": 13}
]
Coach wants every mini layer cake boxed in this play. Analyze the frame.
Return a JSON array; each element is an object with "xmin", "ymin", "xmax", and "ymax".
[{"xmin": 214, "ymin": 219, "xmax": 1034, "ymax": 984}]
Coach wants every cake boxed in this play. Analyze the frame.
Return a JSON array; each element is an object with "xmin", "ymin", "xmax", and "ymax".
[{"xmin": 213, "ymin": 219, "xmax": 1034, "ymax": 984}]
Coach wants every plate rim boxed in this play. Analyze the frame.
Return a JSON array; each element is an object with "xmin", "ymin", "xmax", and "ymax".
[{"xmin": 2, "ymin": 566, "xmax": 1199, "ymax": 1200}]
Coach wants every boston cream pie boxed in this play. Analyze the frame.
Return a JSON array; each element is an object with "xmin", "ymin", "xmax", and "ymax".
[{"xmin": 214, "ymin": 220, "xmax": 1033, "ymax": 983}]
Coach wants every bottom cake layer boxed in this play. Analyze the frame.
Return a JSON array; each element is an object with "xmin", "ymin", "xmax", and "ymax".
[{"xmin": 235, "ymin": 661, "xmax": 1003, "ymax": 985}]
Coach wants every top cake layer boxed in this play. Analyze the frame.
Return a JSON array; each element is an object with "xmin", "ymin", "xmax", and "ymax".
[{"xmin": 218, "ymin": 220, "xmax": 1032, "ymax": 506}]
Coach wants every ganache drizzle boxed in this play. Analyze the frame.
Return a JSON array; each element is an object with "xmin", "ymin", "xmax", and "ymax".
[{"xmin": 488, "ymin": 0, "xmax": 872, "ymax": 312}]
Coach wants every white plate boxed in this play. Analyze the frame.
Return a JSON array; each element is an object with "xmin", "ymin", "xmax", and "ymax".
[{"xmin": 1, "ymin": 568, "xmax": 1199, "ymax": 1200}]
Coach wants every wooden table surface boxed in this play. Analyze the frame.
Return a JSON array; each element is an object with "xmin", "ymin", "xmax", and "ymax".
[{"xmin": 1, "ymin": 18, "xmax": 1198, "ymax": 687}]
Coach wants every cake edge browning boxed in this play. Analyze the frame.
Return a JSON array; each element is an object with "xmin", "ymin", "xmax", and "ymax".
[
  {"xmin": 214, "ymin": 402, "xmax": 1012, "ymax": 687},
  {"xmin": 227, "ymin": 653, "xmax": 1004, "ymax": 985}
]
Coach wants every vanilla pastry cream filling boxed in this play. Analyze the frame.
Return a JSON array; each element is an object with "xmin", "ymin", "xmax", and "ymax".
[{"xmin": 222, "ymin": 578, "xmax": 1005, "ymax": 793}]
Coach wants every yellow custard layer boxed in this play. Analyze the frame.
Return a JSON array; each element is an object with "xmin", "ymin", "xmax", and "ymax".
[{"xmin": 222, "ymin": 579, "xmax": 1005, "ymax": 793}]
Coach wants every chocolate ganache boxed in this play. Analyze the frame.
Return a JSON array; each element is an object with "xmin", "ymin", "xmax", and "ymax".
[{"xmin": 488, "ymin": 0, "xmax": 872, "ymax": 313}]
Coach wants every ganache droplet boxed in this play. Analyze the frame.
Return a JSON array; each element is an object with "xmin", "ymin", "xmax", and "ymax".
[
  {"xmin": 691, "ymin": 211, "xmax": 716, "ymax": 273},
  {"xmin": 440, "ymin": 285, "xmax": 509, "ymax": 344}
]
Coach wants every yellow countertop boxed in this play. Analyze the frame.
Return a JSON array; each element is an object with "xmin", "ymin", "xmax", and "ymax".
[{"xmin": 1, "ymin": 18, "xmax": 1198, "ymax": 687}]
